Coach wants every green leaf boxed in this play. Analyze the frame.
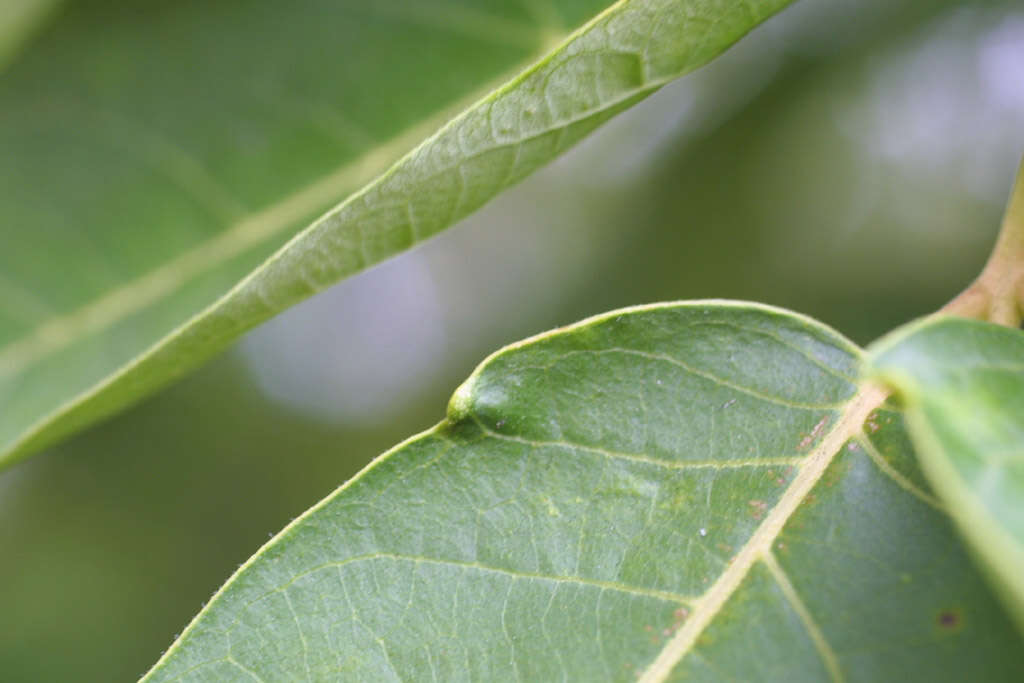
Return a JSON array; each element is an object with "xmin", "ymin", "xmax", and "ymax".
[
  {"xmin": 142, "ymin": 303, "xmax": 1022, "ymax": 682},
  {"xmin": 0, "ymin": 0, "xmax": 794, "ymax": 470},
  {"xmin": 0, "ymin": 0, "xmax": 60, "ymax": 71},
  {"xmin": 868, "ymin": 316, "xmax": 1024, "ymax": 633}
]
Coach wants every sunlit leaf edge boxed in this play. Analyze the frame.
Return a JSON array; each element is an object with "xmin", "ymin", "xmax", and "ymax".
[
  {"xmin": 141, "ymin": 298, "xmax": 878, "ymax": 681},
  {"xmin": 1, "ymin": 0, "xmax": 796, "ymax": 470}
]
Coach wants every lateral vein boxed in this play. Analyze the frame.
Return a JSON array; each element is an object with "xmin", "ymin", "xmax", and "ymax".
[
  {"xmin": 473, "ymin": 419, "xmax": 806, "ymax": 471},
  {"xmin": 855, "ymin": 433, "xmax": 943, "ymax": 510},
  {"xmin": 762, "ymin": 551, "xmax": 844, "ymax": 682},
  {"xmin": 637, "ymin": 383, "xmax": 887, "ymax": 682}
]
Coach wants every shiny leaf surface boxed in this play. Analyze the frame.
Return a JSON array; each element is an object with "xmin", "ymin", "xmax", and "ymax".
[
  {"xmin": 144, "ymin": 303, "xmax": 1022, "ymax": 682},
  {"xmin": 869, "ymin": 316, "xmax": 1024, "ymax": 632},
  {"xmin": 0, "ymin": 0, "xmax": 793, "ymax": 468}
]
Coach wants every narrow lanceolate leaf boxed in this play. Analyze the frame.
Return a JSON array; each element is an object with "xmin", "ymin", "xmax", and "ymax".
[
  {"xmin": 869, "ymin": 316, "xmax": 1024, "ymax": 633},
  {"xmin": 0, "ymin": 0, "xmax": 794, "ymax": 469},
  {"xmin": 143, "ymin": 303, "xmax": 1022, "ymax": 682}
]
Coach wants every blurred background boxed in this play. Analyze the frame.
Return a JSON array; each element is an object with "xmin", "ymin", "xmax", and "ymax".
[{"xmin": 2, "ymin": 0, "xmax": 1023, "ymax": 679}]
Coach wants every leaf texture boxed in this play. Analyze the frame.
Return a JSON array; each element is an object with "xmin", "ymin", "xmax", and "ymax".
[
  {"xmin": 0, "ymin": 0, "xmax": 793, "ymax": 469},
  {"xmin": 143, "ymin": 303, "xmax": 1023, "ymax": 682},
  {"xmin": 869, "ymin": 316, "xmax": 1024, "ymax": 633}
]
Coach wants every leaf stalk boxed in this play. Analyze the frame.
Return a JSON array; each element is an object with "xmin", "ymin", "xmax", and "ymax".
[{"xmin": 944, "ymin": 156, "xmax": 1024, "ymax": 327}]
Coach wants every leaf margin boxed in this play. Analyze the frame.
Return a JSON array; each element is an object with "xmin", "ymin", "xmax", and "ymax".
[
  {"xmin": 1, "ymin": 0, "xmax": 798, "ymax": 470},
  {"xmin": 140, "ymin": 298, "xmax": 880, "ymax": 682},
  {"xmin": 866, "ymin": 313, "xmax": 1024, "ymax": 634}
]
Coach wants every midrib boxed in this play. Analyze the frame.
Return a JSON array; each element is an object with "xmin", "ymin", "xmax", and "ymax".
[
  {"xmin": 0, "ymin": 53, "xmax": 555, "ymax": 381},
  {"xmin": 638, "ymin": 383, "xmax": 888, "ymax": 682},
  {"xmin": 0, "ymin": 0, "xmax": 663, "ymax": 384}
]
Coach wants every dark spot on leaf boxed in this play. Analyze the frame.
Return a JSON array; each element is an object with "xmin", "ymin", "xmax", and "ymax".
[{"xmin": 937, "ymin": 609, "xmax": 962, "ymax": 630}]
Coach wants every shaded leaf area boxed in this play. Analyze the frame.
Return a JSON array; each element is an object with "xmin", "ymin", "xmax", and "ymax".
[
  {"xmin": 144, "ymin": 304, "xmax": 1021, "ymax": 682},
  {"xmin": 0, "ymin": 0, "xmax": 793, "ymax": 468},
  {"xmin": 869, "ymin": 316, "xmax": 1024, "ymax": 632}
]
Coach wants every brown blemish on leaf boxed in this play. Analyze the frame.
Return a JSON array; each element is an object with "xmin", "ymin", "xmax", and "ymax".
[
  {"xmin": 798, "ymin": 415, "xmax": 831, "ymax": 450},
  {"xmin": 822, "ymin": 456, "xmax": 851, "ymax": 488},
  {"xmin": 661, "ymin": 606, "xmax": 690, "ymax": 639},
  {"xmin": 864, "ymin": 409, "xmax": 882, "ymax": 434},
  {"xmin": 776, "ymin": 465, "xmax": 795, "ymax": 486},
  {"xmin": 937, "ymin": 608, "xmax": 963, "ymax": 632},
  {"xmin": 748, "ymin": 499, "xmax": 769, "ymax": 520}
]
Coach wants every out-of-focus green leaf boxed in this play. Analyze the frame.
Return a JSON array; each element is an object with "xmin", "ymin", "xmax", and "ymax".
[
  {"xmin": 142, "ymin": 302, "xmax": 1022, "ymax": 682},
  {"xmin": 869, "ymin": 316, "xmax": 1024, "ymax": 632},
  {"xmin": 0, "ymin": 0, "xmax": 794, "ymax": 469},
  {"xmin": 0, "ymin": 0, "xmax": 60, "ymax": 70}
]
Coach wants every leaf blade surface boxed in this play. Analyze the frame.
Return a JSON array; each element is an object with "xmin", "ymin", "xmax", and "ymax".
[
  {"xmin": 143, "ymin": 303, "xmax": 1023, "ymax": 682},
  {"xmin": 0, "ymin": 0, "xmax": 794, "ymax": 468},
  {"xmin": 869, "ymin": 316, "xmax": 1024, "ymax": 632}
]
